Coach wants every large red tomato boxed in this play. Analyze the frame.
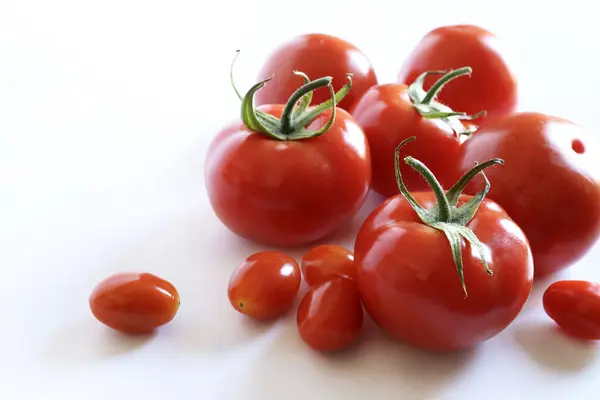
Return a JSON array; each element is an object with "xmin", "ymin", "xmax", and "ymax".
[
  {"xmin": 354, "ymin": 138, "xmax": 533, "ymax": 352},
  {"xmin": 254, "ymin": 33, "xmax": 378, "ymax": 111},
  {"xmin": 350, "ymin": 68, "xmax": 479, "ymax": 197},
  {"xmin": 398, "ymin": 25, "xmax": 518, "ymax": 122},
  {"xmin": 205, "ymin": 71, "xmax": 371, "ymax": 246},
  {"xmin": 456, "ymin": 112, "xmax": 600, "ymax": 277}
]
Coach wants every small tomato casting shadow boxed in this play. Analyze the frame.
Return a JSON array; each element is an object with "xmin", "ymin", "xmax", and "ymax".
[
  {"xmin": 43, "ymin": 321, "xmax": 155, "ymax": 366},
  {"xmin": 515, "ymin": 321, "xmax": 598, "ymax": 372}
]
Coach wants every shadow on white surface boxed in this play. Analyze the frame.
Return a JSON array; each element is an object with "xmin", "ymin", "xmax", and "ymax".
[
  {"xmin": 515, "ymin": 321, "xmax": 598, "ymax": 372},
  {"xmin": 42, "ymin": 322, "xmax": 155, "ymax": 365}
]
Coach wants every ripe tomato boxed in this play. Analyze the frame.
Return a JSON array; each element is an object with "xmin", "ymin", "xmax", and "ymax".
[
  {"xmin": 206, "ymin": 62, "xmax": 371, "ymax": 246},
  {"xmin": 297, "ymin": 276, "xmax": 363, "ymax": 352},
  {"xmin": 354, "ymin": 138, "xmax": 533, "ymax": 352},
  {"xmin": 543, "ymin": 280, "xmax": 600, "ymax": 341},
  {"xmin": 228, "ymin": 251, "xmax": 301, "ymax": 320},
  {"xmin": 350, "ymin": 68, "xmax": 478, "ymax": 196},
  {"xmin": 456, "ymin": 112, "xmax": 600, "ymax": 277},
  {"xmin": 301, "ymin": 244, "xmax": 355, "ymax": 286},
  {"xmin": 89, "ymin": 272, "xmax": 180, "ymax": 334},
  {"xmin": 398, "ymin": 25, "xmax": 518, "ymax": 122},
  {"xmin": 254, "ymin": 33, "xmax": 378, "ymax": 111}
]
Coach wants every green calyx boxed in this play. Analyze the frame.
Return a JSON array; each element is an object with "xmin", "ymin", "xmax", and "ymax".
[
  {"xmin": 407, "ymin": 67, "xmax": 485, "ymax": 136},
  {"xmin": 394, "ymin": 137, "xmax": 504, "ymax": 296},
  {"xmin": 230, "ymin": 51, "xmax": 353, "ymax": 141}
]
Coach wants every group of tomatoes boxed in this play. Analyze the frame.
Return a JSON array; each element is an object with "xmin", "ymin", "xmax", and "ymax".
[{"xmin": 89, "ymin": 25, "xmax": 600, "ymax": 353}]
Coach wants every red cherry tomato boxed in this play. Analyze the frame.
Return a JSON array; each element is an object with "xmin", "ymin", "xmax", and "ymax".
[
  {"xmin": 543, "ymin": 280, "xmax": 600, "ymax": 341},
  {"xmin": 89, "ymin": 272, "xmax": 180, "ymax": 334},
  {"xmin": 228, "ymin": 251, "xmax": 301, "ymax": 320},
  {"xmin": 350, "ymin": 67, "xmax": 474, "ymax": 196},
  {"xmin": 456, "ymin": 112, "xmax": 600, "ymax": 277},
  {"xmin": 398, "ymin": 25, "xmax": 518, "ymax": 122},
  {"xmin": 206, "ymin": 67, "xmax": 371, "ymax": 246},
  {"xmin": 354, "ymin": 138, "xmax": 533, "ymax": 352},
  {"xmin": 255, "ymin": 33, "xmax": 378, "ymax": 111},
  {"xmin": 301, "ymin": 244, "xmax": 356, "ymax": 286},
  {"xmin": 297, "ymin": 276, "xmax": 363, "ymax": 352}
]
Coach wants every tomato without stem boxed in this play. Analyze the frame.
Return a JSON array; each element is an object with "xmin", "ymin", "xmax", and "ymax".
[
  {"xmin": 228, "ymin": 251, "xmax": 301, "ymax": 320},
  {"xmin": 255, "ymin": 33, "xmax": 378, "ymax": 111},
  {"xmin": 398, "ymin": 25, "xmax": 518, "ymax": 122},
  {"xmin": 297, "ymin": 276, "xmax": 363, "ymax": 352},
  {"xmin": 89, "ymin": 272, "xmax": 180, "ymax": 334},
  {"xmin": 543, "ymin": 280, "xmax": 600, "ymax": 341},
  {"xmin": 354, "ymin": 138, "xmax": 533, "ymax": 352},
  {"xmin": 206, "ymin": 59, "xmax": 371, "ymax": 246},
  {"xmin": 301, "ymin": 244, "xmax": 355, "ymax": 286},
  {"xmin": 456, "ymin": 112, "xmax": 600, "ymax": 277},
  {"xmin": 351, "ymin": 67, "xmax": 479, "ymax": 196}
]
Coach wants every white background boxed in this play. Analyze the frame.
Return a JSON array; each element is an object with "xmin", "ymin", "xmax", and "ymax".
[{"xmin": 2, "ymin": 0, "xmax": 600, "ymax": 399}]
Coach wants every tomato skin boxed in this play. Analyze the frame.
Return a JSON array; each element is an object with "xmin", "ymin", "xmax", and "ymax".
[
  {"xmin": 297, "ymin": 277, "xmax": 363, "ymax": 352},
  {"xmin": 228, "ymin": 251, "xmax": 301, "ymax": 320},
  {"xmin": 398, "ymin": 25, "xmax": 518, "ymax": 121},
  {"xmin": 456, "ymin": 112, "xmax": 600, "ymax": 277},
  {"xmin": 350, "ymin": 83, "xmax": 461, "ymax": 196},
  {"xmin": 254, "ymin": 33, "xmax": 378, "ymax": 111},
  {"xmin": 301, "ymin": 244, "xmax": 356, "ymax": 286},
  {"xmin": 89, "ymin": 273, "xmax": 180, "ymax": 334},
  {"xmin": 205, "ymin": 105, "xmax": 371, "ymax": 246},
  {"xmin": 543, "ymin": 280, "xmax": 600, "ymax": 340},
  {"xmin": 354, "ymin": 193, "xmax": 533, "ymax": 352}
]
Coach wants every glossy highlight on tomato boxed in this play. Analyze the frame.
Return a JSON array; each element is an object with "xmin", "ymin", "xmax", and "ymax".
[
  {"xmin": 206, "ymin": 66, "xmax": 371, "ymax": 246},
  {"xmin": 456, "ymin": 112, "xmax": 600, "ymax": 277},
  {"xmin": 301, "ymin": 244, "xmax": 355, "ymax": 286},
  {"xmin": 297, "ymin": 277, "xmax": 363, "ymax": 352},
  {"xmin": 354, "ymin": 138, "xmax": 533, "ymax": 352},
  {"xmin": 89, "ymin": 272, "xmax": 180, "ymax": 334},
  {"xmin": 255, "ymin": 33, "xmax": 378, "ymax": 111},
  {"xmin": 398, "ymin": 24, "xmax": 518, "ymax": 122},
  {"xmin": 543, "ymin": 280, "xmax": 600, "ymax": 341},
  {"xmin": 228, "ymin": 251, "xmax": 301, "ymax": 320}
]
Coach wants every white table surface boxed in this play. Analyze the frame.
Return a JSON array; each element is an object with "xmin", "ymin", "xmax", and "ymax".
[{"xmin": 2, "ymin": 0, "xmax": 600, "ymax": 398}]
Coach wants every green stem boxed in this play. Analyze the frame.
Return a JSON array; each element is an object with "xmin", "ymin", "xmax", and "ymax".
[
  {"xmin": 446, "ymin": 159, "xmax": 504, "ymax": 206},
  {"xmin": 404, "ymin": 156, "xmax": 452, "ymax": 222},
  {"xmin": 422, "ymin": 67, "xmax": 472, "ymax": 105},
  {"xmin": 280, "ymin": 77, "xmax": 332, "ymax": 135}
]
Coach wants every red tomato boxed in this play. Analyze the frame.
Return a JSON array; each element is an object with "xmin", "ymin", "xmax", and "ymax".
[
  {"xmin": 206, "ymin": 70, "xmax": 371, "ymax": 246},
  {"xmin": 398, "ymin": 25, "xmax": 518, "ymax": 122},
  {"xmin": 456, "ymin": 112, "xmax": 600, "ymax": 277},
  {"xmin": 301, "ymin": 244, "xmax": 355, "ymax": 286},
  {"xmin": 297, "ymin": 276, "xmax": 363, "ymax": 352},
  {"xmin": 543, "ymin": 280, "xmax": 600, "ymax": 341},
  {"xmin": 89, "ymin": 272, "xmax": 180, "ymax": 334},
  {"xmin": 354, "ymin": 138, "xmax": 533, "ymax": 352},
  {"xmin": 228, "ymin": 251, "xmax": 301, "ymax": 320},
  {"xmin": 254, "ymin": 33, "xmax": 378, "ymax": 111},
  {"xmin": 350, "ymin": 67, "xmax": 478, "ymax": 196}
]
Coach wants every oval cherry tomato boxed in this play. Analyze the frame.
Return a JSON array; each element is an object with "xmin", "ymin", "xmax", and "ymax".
[
  {"xmin": 543, "ymin": 280, "xmax": 600, "ymax": 341},
  {"xmin": 254, "ymin": 33, "xmax": 378, "ymax": 111},
  {"xmin": 228, "ymin": 251, "xmax": 301, "ymax": 320},
  {"xmin": 89, "ymin": 272, "xmax": 180, "ymax": 334},
  {"xmin": 350, "ymin": 67, "xmax": 474, "ymax": 196},
  {"xmin": 297, "ymin": 276, "xmax": 363, "ymax": 352},
  {"xmin": 206, "ymin": 69, "xmax": 371, "ymax": 246},
  {"xmin": 456, "ymin": 112, "xmax": 600, "ymax": 277},
  {"xmin": 398, "ymin": 25, "xmax": 518, "ymax": 122},
  {"xmin": 301, "ymin": 244, "xmax": 355, "ymax": 286},
  {"xmin": 354, "ymin": 138, "xmax": 533, "ymax": 352}
]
